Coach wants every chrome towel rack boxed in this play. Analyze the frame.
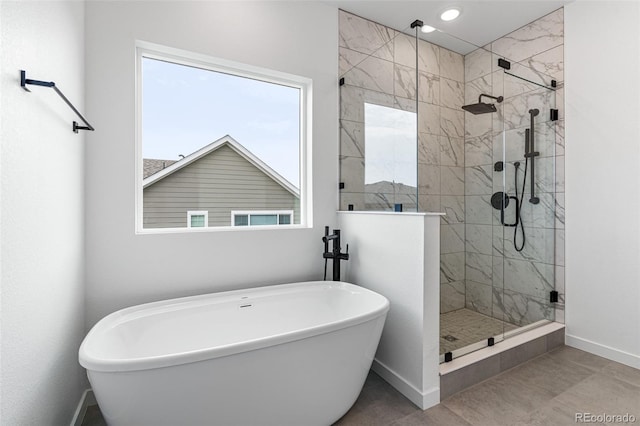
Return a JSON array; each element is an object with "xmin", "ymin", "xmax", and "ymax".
[{"xmin": 20, "ymin": 70, "xmax": 95, "ymax": 133}]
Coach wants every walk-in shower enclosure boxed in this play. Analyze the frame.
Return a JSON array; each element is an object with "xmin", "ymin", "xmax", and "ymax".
[{"xmin": 338, "ymin": 9, "xmax": 565, "ymax": 362}]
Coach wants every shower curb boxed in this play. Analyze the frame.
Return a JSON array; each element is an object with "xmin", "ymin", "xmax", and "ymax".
[{"xmin": 439, "ymin": 325, "xmax": 565, "ymax": 399}]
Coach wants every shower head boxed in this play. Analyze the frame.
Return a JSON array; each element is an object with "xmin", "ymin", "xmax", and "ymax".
[
  {"xmin": 461, "ymin": 94, "xmax": 504, "ymax": 115},
  {"xmin": 462, "ymin": 103, "xmax": 497, "ymax": 114}
]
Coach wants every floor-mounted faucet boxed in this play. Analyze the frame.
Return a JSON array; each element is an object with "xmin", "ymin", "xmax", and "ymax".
[{"xmin": 322, "ymin": 226, "xmax": 349, "ymax": 281}]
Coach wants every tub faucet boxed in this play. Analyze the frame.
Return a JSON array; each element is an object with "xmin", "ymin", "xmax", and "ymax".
[{"xmin": 322, "ymin": 226, "xmax": 349, "ymax": 281}]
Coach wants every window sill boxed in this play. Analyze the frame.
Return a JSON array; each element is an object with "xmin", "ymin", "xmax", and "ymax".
[{"xmin": 135, "ymin": 223, "xmax": 310, "ymax": 235}]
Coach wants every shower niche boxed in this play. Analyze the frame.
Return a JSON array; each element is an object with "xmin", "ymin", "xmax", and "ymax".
[{"xmin": 339, "ymin": 8, "xmax": 565, "ymax": 363}]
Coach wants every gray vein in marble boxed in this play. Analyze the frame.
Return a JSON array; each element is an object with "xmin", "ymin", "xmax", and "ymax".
[
  {"xmin": 441, "ymin": 196, "xmax": 465, "ymax": 224},
  {"xmin": 441, "ymin": 252, "xmax": 465, "ymax": 283},
  {"xmin": 466, "ymin": 165, "xmax": 493, "ymax": 196},
  {"xmin": 419, "ymin": 72, "xmax": 440, "ymax": 105},
  {"xmin": 339, "ymin": 10, "xmax": 395, "ymax": 61},
  {"xmin": 340, "ymin": 120, "xmax": 364, "ymax": 158},
  {"xmin": 495, "ymin": 289, "xmax": 554, "ymax": 326},
  {"xmin": 466, "ymin": 252, "xmax": 493, "ymax": 285},
  {"xmin": 441, "ymin": 78, "xmax": 464, "ymax": 110},
  {"xmin": 502, "ymin": 89, "xmax": 556, "ymax": 131},
  {"xmin": 465, "ymin": 74, "xmax": 493, "ymax": 105},
  {"xmin": 394, "ymin": 96, "xmax": 417, "ymax": 113},
  {"xmin": 490, "ymin": 9, "xmax": 563, "ymax": 64},
  {"xmin": 504, "ymin": 257, "xmax": 554, "ymax": 299},
  {"xmin": 465, "ymin": 135, "xmax": 493, "ymax": 167},
  {"xmin": 465, "ymin": 47, "xmax": 492, "ymax": 82},
  {"xmin": 394, "ymin": 63, "xmax": 416, "ymax": 100},
  {"xmin": 466, "ymin": 281, "xmax": 493, "ymax": 316},
  {"xmin": 503, "ymin": 227, "xmax": 555, "ymax": 264},
  {"xmin": 419, "ymin": 40, "xmax": 440, "ymax": 76},
  {"xmin": 522, "ymin": 45, "xmax": 564, "ymax": 84},
  {"xmin": 339, "ymin": 49, "xmax": 394, "ymax": 94},
  {"xmin": 340, "ymin": 85, "xmax": 395, "ymax": 122},
  {"xmin": 555, "ymin": 193, "xmax": 565, "ymax": 229},
  {"xmin": 440, "ymin": 135, "xmax": 464, "ymax": 167},
  {"xmin": 441, "ymin": 107, "xmax": 464, "ymax": 138},
  {"xmin": 555, "ymin": 120, "xmax": 565, "ymax": 156}
]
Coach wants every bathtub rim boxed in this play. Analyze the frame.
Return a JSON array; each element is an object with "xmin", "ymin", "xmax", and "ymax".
[{"xmin": 79, "ymin": 281, "xmax": 389, "ymax": 373}]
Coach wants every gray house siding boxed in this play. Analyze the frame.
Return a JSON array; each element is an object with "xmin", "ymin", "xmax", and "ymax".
[{"xmin": 144, "ymin": 145, "xmax": 299, "ymax": 228}]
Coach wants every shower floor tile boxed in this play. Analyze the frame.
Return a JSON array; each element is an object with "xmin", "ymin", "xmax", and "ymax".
[{"xmin": 440, "ymin": 308, "xmax": 518, "ymax": 355}]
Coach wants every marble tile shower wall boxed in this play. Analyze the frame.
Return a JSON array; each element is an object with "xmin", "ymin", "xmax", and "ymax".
[
  {"xmin": 338, "ymin": 9, "xmax": 565, "ymax": 329},
  {"xmin": 338, "ymin": 10, "xmax": 466, "ymax": 315},
  {"xmin": 463, "ymin": 8, "xmax": 565, "ymax": 326}
]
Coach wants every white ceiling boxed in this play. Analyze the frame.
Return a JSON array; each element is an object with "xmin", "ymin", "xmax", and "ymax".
[{"xmin": 324, "ymin": 0, "xmax": 572, "ymax": 55}]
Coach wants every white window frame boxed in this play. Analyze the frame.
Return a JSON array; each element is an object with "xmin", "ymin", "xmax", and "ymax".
[
  {"xmin": 231, "ymin": 210, "xmax": 294, "ymax": 227},
  {"xmin": 187, "ymin": 211, "xmax": 209, "ymax": 228},
  {"xmin": 134, "ymin": 41, "xmax": 313, "ymax": 234}
]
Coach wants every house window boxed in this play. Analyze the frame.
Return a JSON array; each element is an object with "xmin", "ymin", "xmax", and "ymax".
[
  {"xmin": 136, "ymin": 42, "xmax": 311, "ymax": 233},
  {"xmin": 187, "ymin": 211, "xmax": 208, "ymax": 228},
  {"xmin": 231, "ymin": 211, "xmax": 294, "ymax": 227}
]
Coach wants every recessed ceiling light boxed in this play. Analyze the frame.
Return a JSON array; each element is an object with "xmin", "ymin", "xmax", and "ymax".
[
  {"xmin": 440, "ymin": 8, "xmax": 461, "ymax": 22},
  {"xmin": 421, "ymin": 25, "xmax": 436, "ymax": 33}
]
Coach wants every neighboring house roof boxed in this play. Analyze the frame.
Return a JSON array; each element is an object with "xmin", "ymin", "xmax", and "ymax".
[
  {"xmin": 143, "ymin": 159, "xmax": 178, "ymax": 179},
  {"xmin": 142, "ymin": 135, "xmax": 299, "ymax": 197}
]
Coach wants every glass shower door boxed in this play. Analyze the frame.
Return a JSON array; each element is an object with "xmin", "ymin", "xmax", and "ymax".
[{"xmin": 494, "ymin": 62, "xmax": 558, "ymax": 333}]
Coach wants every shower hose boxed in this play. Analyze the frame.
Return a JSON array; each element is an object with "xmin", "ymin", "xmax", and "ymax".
[{"xmin": 514, "ymin": 158, "xmax": 528, "ymax": 252}]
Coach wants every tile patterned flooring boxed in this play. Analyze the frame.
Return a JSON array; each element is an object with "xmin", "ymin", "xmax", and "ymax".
[
  {"xmin": 82, "ymin": 346, "xmax": 640, "ymax": 426},
  {"xmin": 440, "ymin": 308, "xmax": 518, "ymax": 355}
]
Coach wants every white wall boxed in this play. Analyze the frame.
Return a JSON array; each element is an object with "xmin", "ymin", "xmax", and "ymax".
[
  {"xmin": 0, "ymin": 1, "xmax": 86, "ymax": 424},
  {"xmin": 84, "ymin": 1, "xmax": 338, "ymax": 326},
  {"xmin": 565, "ymin": 1, "xmax": 640, "ymax": 368},
  {"xmin": 339, "ymin": 212, "xmax": 442, "ymax": 409}
]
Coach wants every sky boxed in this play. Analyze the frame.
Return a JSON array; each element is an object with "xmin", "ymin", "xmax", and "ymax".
[
  {"xmin": 364, "ymin": 103, "xmax": 417, "ymax": 186},
  {"xmin": 142, "ymin": 57, "xmax": 300, "ymax": 186}
]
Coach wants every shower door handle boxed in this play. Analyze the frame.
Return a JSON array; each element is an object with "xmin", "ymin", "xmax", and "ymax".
[{"xmin": 501, "ymin": 196, "xmax": 519, "ymax": 227}]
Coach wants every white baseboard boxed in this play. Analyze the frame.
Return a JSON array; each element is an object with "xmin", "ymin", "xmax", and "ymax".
[
  {"xmin": 70, "ymin": 389, "xmax": 96, "ymax": 426},
  {"xmin": 566, "ymin": 334, "xmax": 640, "ymax": 369},
  {"xmin": 371, "ymin": 359, "xmax": 439, "ymax": 410}
]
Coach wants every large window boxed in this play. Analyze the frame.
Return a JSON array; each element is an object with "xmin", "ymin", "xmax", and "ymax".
[{"xmin": 136, "ymin": 42, "xmax": 311, "ymax": 233}]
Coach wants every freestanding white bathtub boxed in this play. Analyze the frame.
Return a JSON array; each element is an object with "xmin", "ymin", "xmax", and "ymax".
[{"xmin": 79, "ymin": 281, "xmax": 389, "ymax": 426}]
